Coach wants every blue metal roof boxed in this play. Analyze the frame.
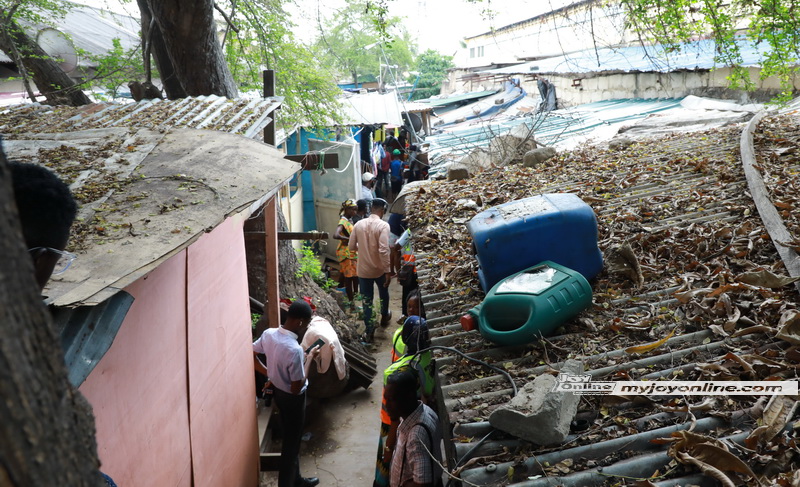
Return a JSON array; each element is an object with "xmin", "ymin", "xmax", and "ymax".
[
  {"xmin": 426, "ymin": 98, "xmax": 683, "ymax": 175},
  {"xmin": 55, "ymin": 291, "xmax": 135, "ymax": 387},
  {"xmin": 487, "ymin": 37, "xmax": 772, "ymax": 75}
]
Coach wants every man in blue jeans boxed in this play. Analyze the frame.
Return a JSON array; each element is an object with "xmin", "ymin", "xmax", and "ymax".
[{"xmin": 349, "ymin": 198, "xmax": 393, "ymax": 343}]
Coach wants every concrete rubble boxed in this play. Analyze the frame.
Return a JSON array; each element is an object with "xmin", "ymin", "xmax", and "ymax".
[
  {"xmin": 488, "ymin": 359, "xmax": 584, "ymax": 445},
  {"xmin": 522, "ymin": 147, "xmax": 557, "ymax": 167}
]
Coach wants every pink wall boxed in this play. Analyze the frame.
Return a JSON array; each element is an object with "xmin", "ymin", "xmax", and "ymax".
[
  {"xmin": 81, "ymin": 252, "xmax": 193, "ymax": 487},
  {"xmin": 81, "ymin": 215, "xmax": 258, "ymax": 487},
  {"xmin": 187, "ymin": 215, "xmax": 258, "ymax": 487}
]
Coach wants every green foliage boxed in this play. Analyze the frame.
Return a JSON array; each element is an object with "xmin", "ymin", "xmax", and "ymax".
[
  {"xmin": 2, "ymin": 0, "xmax": 70, "ymax": 25},
  {"xmin": 409, "ymin": 49, "xmax": 454, "ymax": 100},
  {"xmin": 295, "ymin": 242, "xmax": 324, "ymax": 281},
  {"xmin": 83, "ymin": 38, "xmax": 146, "ymax": 100},
  {"xmin": 621, "ymin": 0, "xmax": 800, "ymax": 101},
  {"xmin": 312, "ymin": 0, "xmax": 416, "ymax": 87},
  {"xmin": 294, "ymin": 242, "xmax": 337, "ymax": 291},
  {"xmin": 219, "ymin": 0, "xmax": 343, "ymax": 130}
]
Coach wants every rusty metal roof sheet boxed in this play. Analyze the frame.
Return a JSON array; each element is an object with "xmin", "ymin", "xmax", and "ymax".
[{"xmin": 0, "ymin": 95, "xmax": 283, "ymax": 139}]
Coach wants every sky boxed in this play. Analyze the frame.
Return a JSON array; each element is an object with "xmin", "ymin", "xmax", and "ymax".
[
  {"xmin": 75, "ymin": 0, "xmax": 574, "ymax": 56},
  {"xmin": 289, "ymin": 0, "xmax": 572, "ymax": 56}
]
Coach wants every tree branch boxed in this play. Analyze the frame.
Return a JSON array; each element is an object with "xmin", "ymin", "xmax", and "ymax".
[{"xmin": 214, "ymin": 2, "xmax": 240, "ymax": 34}]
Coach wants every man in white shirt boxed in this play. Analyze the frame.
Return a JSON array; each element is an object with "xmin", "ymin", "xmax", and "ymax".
[
  {"xmin": 348, "ymin": 198, "xmax": 392, "ymax": 343},
  {"xmin": 253, "ymin": 301, "xmax": 321, "ymax": 487}
]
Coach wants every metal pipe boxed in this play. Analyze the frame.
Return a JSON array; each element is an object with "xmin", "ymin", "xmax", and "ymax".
[
  {"xmin": 461, "ymin": 407, "xmax": 763, "ymax": 486},
  {"xmin": 506, "ymin": 430, "xmax": 753, "ymax": 487},
  {"xmin": 445, "ymin": 388, "xmax": 514, "ymax": 411},
  {"xmin": 460, "ymin": 415, "xmax": 736, "ymax": 485}
]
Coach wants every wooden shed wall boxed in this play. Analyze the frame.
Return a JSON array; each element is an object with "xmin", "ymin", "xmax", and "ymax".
[{"xmin": 80, "ymin": 215, "xmax": 258, "ymax": 487}]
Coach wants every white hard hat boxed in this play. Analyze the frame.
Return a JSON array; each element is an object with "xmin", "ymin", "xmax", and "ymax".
[{"xmin": 362, "ymin": 172, "xmax": 376, "ymax": 183}]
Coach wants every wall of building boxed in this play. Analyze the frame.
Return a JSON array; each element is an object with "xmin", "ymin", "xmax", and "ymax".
[
  {"xmin": 535, "ymin": 67, "xmax": 793, "ymax": 106},
  {"xmin": 80, "ymin": 215, "xmax": 258, "ymax": 487},
  {"xmin": 459, "ymin": 0, "xmax": 629, "ymax": 69},
  {"xmin": 443, "ymin": 66, "xmax": 795, "ymax": 106}
]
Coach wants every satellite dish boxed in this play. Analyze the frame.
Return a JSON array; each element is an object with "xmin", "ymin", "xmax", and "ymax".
[{"xmin": 36, "ymin": 28, "xmax": 78, "ymax": 74}]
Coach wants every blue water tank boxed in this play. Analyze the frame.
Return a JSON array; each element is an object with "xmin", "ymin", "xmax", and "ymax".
[{"xmin": 467, "ymin": 193, "xmax": 603, "ymax": 291}]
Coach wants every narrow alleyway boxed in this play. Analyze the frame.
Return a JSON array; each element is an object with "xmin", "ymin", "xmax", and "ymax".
[{"xmin": 261, "ymin": 280, "xmax": 404, "ymax": 487}]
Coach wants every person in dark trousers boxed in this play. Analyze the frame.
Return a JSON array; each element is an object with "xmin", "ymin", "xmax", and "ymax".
[
  {"xmin": 253, "ymin": 301, "xmax": 321, "ymax": 487},
  {"xmin": 349, "ymin": 198, "xmax": 392, "ymax": 343}
]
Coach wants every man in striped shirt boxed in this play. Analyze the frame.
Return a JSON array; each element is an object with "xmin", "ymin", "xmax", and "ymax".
[{"xmin": 385, "ymin": 368, "xmax": 443, "ymax": 487}]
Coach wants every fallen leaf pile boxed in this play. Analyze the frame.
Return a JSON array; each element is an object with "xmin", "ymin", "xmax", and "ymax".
[{"xmin": 409, "ymin": 119, "xmax": 800, "ymax": 485}]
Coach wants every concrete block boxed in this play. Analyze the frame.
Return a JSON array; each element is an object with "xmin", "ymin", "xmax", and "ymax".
[
  {"xmin": 488, "ymin": 359, "xmax": 583, "ymax": 445},
  {"xmin": 459, "ymin": 148, "xmax": 493, "ymax": 174},
  {"xmin": 609, "ymin": 137, "xmax": 634, "ymax": 151},
  {"xmin": 447, "ymin": 164, "xmax": 471, "ymax": 181},
  {"xmin": 523, "ymin": 147, "xmax": 557, "ymax": 167},
  {"xmin": 618, "ymin": 74, "xmax": 636, "ymax": 91},
  {"xmin": 684, "ymin": 74, "xmax": 703, "ymax": 89}
]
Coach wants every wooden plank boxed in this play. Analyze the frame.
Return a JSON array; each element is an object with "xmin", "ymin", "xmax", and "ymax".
[
  {"xmin": 277, "ymin": 231, "xmax": 330, "ymax": 240},
  {"xmin": 264, "ymin": 197, "xmax": 280, "ymax": 327},
  {"xmin": 284, "ymin": 153, "xmax": 340, "ymax": 170},
  {"xmin": 741, "ymin": 111, "xmax": 800, "ymax": 293},
  {"xmin": 263, "ymin": 69, "xmax": 277, "ymax": 147},
  {"xmin": 245, "ymin": 231, "xmax": 329, "ymax": 240},
  {"xmin": 259, "ymin": 453, "xmax": 282, "ymax": 472}
]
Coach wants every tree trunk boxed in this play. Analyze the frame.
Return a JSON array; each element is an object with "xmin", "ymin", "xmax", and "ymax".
[
  {"xmin": 0, "ymin": 158, "xmax": 102, "ymax": 485},
  {"xmin": 136, "ymin": 0, "xmax": 187, "ymax": 98},
  {"xmin": 142, "ymin": 0, "xmax": 238, "ymax": 98},
  {"xmin": 0, "ymin": 14, "xmax": 91, "ymax": 106}
]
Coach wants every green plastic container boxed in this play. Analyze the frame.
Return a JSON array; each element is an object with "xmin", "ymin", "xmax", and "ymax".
[{"xmin": 461, "ymin": 261, "xmax": 592, "ymax": 346}]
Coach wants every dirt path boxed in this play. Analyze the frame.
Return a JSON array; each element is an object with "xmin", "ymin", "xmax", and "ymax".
[{"xmin": 261, "ymin": 279, "xmax": 404, "ymax": 487}]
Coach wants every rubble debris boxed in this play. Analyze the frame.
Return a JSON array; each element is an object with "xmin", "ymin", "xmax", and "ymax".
[
  {"xmin": 522, "ymin": 147, "xmax": 557, "ymax": 167},
  {"xmin": 488, "ymin": 359, "xmax": 583, "ymax": 445},
  {"xmin": 447, "ymin": 164, "xmax": 471, "ymax": 181}
]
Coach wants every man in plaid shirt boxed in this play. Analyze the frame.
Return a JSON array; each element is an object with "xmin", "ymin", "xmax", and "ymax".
[{"xmin": 385, "ymin": 368, "xmax": 443, "ymax": 487}]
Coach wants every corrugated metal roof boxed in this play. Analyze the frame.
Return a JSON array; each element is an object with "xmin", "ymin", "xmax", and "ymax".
[
  {"xmin": 55, "ymin": 290, "xmax": 135, "ymax": 386},
  {"xmin": 407, "ymin": 116, "xmax": 800, "ymax": 486},
  {"xmin": 2, "ymin": 94, "xmax": 294, "ymax": 308},
  {"xmin": 487, "ymin": 37, "xmax": 772, "ymax": 76},
  {"xmin": 422, "ymin": 89, "xmax": 499, "ymax": 107},
  {"xmin": 1, "ymin": 3, "xmax": 140, "ymax": 66},
  {"xmin": 0, "ymin": 95, "xmax": 283, "ymax": 140},
  {"xmin": 426, "ymin": 98, "xmax": 683, "ymax": 174}
]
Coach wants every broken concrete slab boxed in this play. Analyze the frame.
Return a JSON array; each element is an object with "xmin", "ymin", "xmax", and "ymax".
[
  {"xmin": 608, "ymin": 136, "xmax": 634, "ymax": 151},
  {"xmin": 523, "ymin": 147, "xmax": 557, "ymax": 167},
  {"xmin": 458, "ymin": 148, "xmax": 493, "ymax": 174},
  {"xmin": 488, "ymin": 359, "xmax": 584, "ymax": 445},
  {"xmin": 447, "ymin": 164, "xmax": 471, "ymax": 181}
]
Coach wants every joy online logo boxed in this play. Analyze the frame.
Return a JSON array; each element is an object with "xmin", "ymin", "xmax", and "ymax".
[{"xmin": 552, "ymin": 374, "xmax": 798, "ymax": 396}]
